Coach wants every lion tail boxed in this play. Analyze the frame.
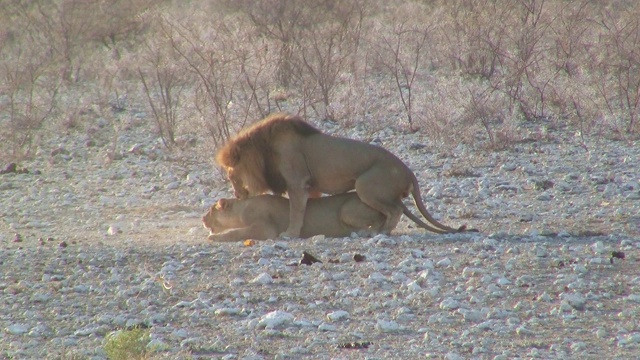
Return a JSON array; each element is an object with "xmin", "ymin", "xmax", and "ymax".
[
  {"xmin": 408, "ymin": 172, "xmax": 466, "ymax": 233},
  {"xmin": 401, "ymin": 203, "xmax": 448, "ymax": 234}
]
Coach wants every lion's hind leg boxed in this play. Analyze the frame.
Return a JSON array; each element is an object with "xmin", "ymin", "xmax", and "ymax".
[
  {"xmin": 339, "ymin": 196, "xmax": 394, "ymax": 235},
  {"xmin": 353, "ymin": 169, "xmax": 405, "ymax": 234}
]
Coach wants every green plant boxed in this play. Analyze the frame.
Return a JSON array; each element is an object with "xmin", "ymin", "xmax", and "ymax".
[{"xmin": 103, "ymin": 327, "xmax": 151, "ymax": 360}]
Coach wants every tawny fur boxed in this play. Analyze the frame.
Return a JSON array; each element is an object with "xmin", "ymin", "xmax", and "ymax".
[
  {"xmin": 202, "ymin": 193, "xmax": 390, "ymax": 241},
  {"xmin": 215, "ymin": 113, "xmax": 468, "ymax": 237}
]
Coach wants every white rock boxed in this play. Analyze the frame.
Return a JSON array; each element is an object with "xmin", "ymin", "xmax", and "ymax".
[
  {"xmin": 562, "ymin": 293, "xmax": 586, "ymax": 311},
  {"xmin": 462, "ymin": 267, "xmax": 484, "ymax": 277},
  {"xmin": 439, "ymin": 298, "xmax": 460, "ymax": 310},
  {"xmin": 376, "ymin": 319, "xmax": 401, "ymax": 332},
  {"xmin": 591, "ymin": 241, "xmax": 607, "ymax": 254},
  {"xmin": 406, "ymin": 280, "xmax": 422, "ymax": 292},
  {"xmin": 107, "ymin": 226, "xmax": 121, "ymax": 236},
  {"xmin": 444, "ymin": 353, "xmax": 465, "ymax": 360},
  {"xmin": 250, "ymin": 273, "xmax": 273, "ymax": 285},
  {"xmin": 165, "ymin": 181, "xmax": 180, "ymax": 190},
  {"xmin": 214, "ymin": 308, "xmax": 241, "ymax": 316},
  {"xmin": 257, "ymin": 311, "xmax": 294, "ymax": 329},
  {"xmin": 318, "ymin": 322, "xmax": 337, "ymax": 332},
  {"xmin": 6, "ymin": 324, "xmax": 29, "ymax": 335},
  {"xmin": 368, "ymin": 272, "xmax": 386, "ymax": 283},
  {"xmin": 326, "ymin": 310, "xmax": 350, "ymax": 322},
  {"xmin": 30, "ymin": 293, "xmax": 51, "ymax": 303},
  {"xmin": 570, "ymin": 341, "xmax": 587, "ymax": 352},
  {"xmin": 589, "ymin": 257, "xmax": 604, "ymax": 265},
  {"xmin": 171, "ymin": 329, "xmax": 188, "ymax": 339},
  {"xmin": 516, "ymin": 326, "xmax": 534, "ymax": 336},
  {"xmin": 437, "ymin": 257, "xmax": 452, "ymax": 267},
  {"xmin": 458, "ymin": 309, "xmax": 484, "ymax": 322},
  {"xmin": 595, "ymin": 328, "xmax": 608, "ymax": 338},
  {"xmin": 229, "ymin": 278, "xmax": 245, "ymax": 287},
  {"xmin": 573, "ymin": 264, "xmax": 588, "ymax": 274},
  {"xmin": 625, "ymin": 294, "xmax": 640, "ymax": 303},
  {"xmin": 534, "ymin": 245, "xmax": 547, "ymax": 257},
  {"xmin": 537, "ymin": 292, "xmax": 553, "ymax": 302}
]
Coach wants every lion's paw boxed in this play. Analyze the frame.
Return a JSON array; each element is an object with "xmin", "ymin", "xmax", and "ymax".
[{"xmin": 208, "ymin": 234, "xmax": 226, "ymax": 242}]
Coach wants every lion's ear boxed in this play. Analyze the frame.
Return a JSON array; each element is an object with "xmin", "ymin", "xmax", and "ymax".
[{"xmin": 217, "ymin": 198, "xmax": 230, "ymax": 210}]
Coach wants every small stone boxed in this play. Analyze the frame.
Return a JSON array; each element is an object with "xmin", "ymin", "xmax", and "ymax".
[
  {"xmin": 128, "ymin": 144, "xmax": 144, "ymax": 155},
  {"xmin": 595, "ymin": 328, "xmax": 608, "ymax": 338},
  {"xmin": 376, "ymin": 319, "xmax": 401, "ymax": 332},
  {"xmin": 570, "ymin": 341, "xmax": 587, "ymax": 352},
  {"xmin": 625, "ymin": 294, "xmax": 640, "ymax": 303},
  {"xmin": 367, "ymin": 272, "xmax": 386, "ymax": 283},
  {"xmin": 250, "ymin": 273, "xmax": 273, "ymax": 285},
  {"xmin": 501, "ymin": 163, "xmax": 517, "ymax": 171},
  {"xmin": 165, "ymin": 181, "xmax": 180, "ymax": 190},
  {"xmin": 257, "ymin": 311, "xmax": 294, "ymax": 329},
  {"xmin": 563, "ymin": 293, "xmax": 586, "ymax": 311},
  {"xmin": 444, "ymin": 353, "xmax": 465, "ymax": 360},
  {"xmin": 439, "ymin": 298, "xmax": 460, "ymax": 310},
  {"xmin": 299, "ymin": 251, "xmax": 322, "ymax": 266},
  {"xmin": 573, "ymin": 264, "xmax": 588, "ymax": 274},
  {"xmin": 318, "ymin": 322, "xmax": 337, "ymax": 331},
  {"xmin": 591, "ymin": 241, "xmax": 607, "ymax": 254},
  {"xmin": 406, "ymin": 280, "xmax": 422, "ymax": 292},
  {"xmin": 327, "ymin": 310, "xmax": 350, "ymax": 322},
  {"xmin": 6, "ymin": 324, "xmax": 29, "ymax": 335},
  {"xmin": 353, "ymin": 254, "xmax": 366, "ymax": 262},
  {"xmin": 436, "ymin": 258, "xmax": 452, "ymax": 267},
  {"xmin": 516, "ymin": 326, "xmax": 534, "ymax": 336},
  {"xmin": 534, "ymin": 245, "xmax": 547, "ymax": 257},
  {"xmin": 59, "ymin": 241, "xmax": 68, "ymax": 248},
  {"xmin": 537, "ymin": 292, "xmax": 553, "ymax": 302},
  {"xmin": 107, "ymin": 226, "xmax": 121, "ymax": 236},
  {"xmin": 171, "ymin": 329, "xmax": 188, "ymax": 339},
  {"xmin": 458, "ymin": 309, "xmax": 484, "ymax": 322},
  {"xmin": 214, "ymin": 308, "xmax": 241, "ymax": 316}
]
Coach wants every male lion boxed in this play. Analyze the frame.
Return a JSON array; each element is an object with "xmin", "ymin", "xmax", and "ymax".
[
  {"xmin": 216, "ymin": 113, "xmax": 467, "ymax": 237},
  {"xmin": 202, "ymin": 193, "xmax": 392, "ymax": 241}
]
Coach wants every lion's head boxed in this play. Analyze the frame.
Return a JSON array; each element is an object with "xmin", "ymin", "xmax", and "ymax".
[
  {"xmin": 216, "ymin": 113, "xmax": 320, "ymax": 198},
  {"xmin": 202, "ymin": 198, "xmax": 238, "ymax": 233}
]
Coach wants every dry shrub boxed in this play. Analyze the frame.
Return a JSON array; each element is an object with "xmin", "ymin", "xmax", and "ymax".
[
  {"xmin": 3, "ymin": 0, "xmax": 640, "ymax": 164},
  {"xmin": 433, "ymin": 0, "xmax": 640, "ymax": 138},
  {"xmin": 0, "ymin": 33, "xmax": 59, "ymax": 161},
  {"xmin": 0, "ymin": 0, "xmax": 156, "ymax": 162},
  {"xmin": 148, "ymin": 11, "xmax": 278, "ymax": 148},
  {"xmin": 229, "ymin": 0, "xmax": 366, "ymax": 121}
]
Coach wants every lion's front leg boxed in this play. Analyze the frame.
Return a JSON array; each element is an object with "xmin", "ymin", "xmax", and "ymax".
[
  {"xmin": 208, "ymin": 222, "xmax": 279, "ymax": 242},
  {"xmin": 281, "ymin": 185, "xmax": 308, "ymax": 238},
  {"xmin": 278, "ymin": 152, "xmax": 312, "ymax": 238}
]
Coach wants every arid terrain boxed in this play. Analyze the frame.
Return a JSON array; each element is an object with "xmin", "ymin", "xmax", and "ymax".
[
  {"xmin": 1, "ymin": 115, "xmax": 639, "ymax": 359},
  {"xmin": 1, "ymin": 1, "xmax": 640, "ymax": 359}
]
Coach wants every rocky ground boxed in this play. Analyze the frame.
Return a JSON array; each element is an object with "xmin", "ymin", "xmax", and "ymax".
[{"xmin": 1, "ymin": 113, "xmax": 639, "ymax": 359}]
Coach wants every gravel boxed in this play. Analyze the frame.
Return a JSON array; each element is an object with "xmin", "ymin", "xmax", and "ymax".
[{"xmin": 1, "ymin": 114, "xmax": 639, "ymax": 359}]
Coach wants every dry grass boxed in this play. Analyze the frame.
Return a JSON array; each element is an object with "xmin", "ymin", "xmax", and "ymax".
[{"xmin": 1, "ymin": 0, "xmax": 639, "ymax": 162}]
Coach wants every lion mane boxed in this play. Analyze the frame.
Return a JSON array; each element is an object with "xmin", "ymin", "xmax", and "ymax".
[{"xmin": 215, "ymin": 113, "xmax": 320, "ymax": 196}]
